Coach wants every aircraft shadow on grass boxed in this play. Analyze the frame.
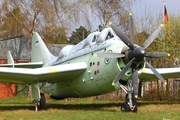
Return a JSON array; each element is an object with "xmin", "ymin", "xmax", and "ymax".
[
  {"xmin": 0, "ymin": 102, "xmax": 119, "ymax": 112},
  {"xmin": 0, "ymin": 101, "xmax": 178, "ymax": 112}
]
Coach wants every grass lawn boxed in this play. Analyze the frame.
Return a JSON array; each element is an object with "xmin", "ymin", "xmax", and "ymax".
[{"xmin": 0, "ymin": 95, "xmax": 180, "ymax": 120}]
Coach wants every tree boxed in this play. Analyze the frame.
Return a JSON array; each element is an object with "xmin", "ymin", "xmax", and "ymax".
[
  {"xmin": 1, "ymin": 7, "xmax": 25, "ymax": 38},
  {"xmin": 43, "ymin": 26, "xmax": 68, "ymax": 44},
  {"xmin": 0, "ymin": 6, "xmax": 30, "ymax": 59},
  {"xmin": 0, "ymin": 0, "xmax": 138, "ymax": 44},
  {"xmin": 132, "ymin": 8, "xmax": 180, "ymax": 100},
  {"xmin": 84, "ymin": 0, "xmax": 137, "ymax": 31},
  {"xmin": 4, "ymin": 0, "xmax": 92, "ymax": 43},
  {"xmin": 155, "ymin": 15, "xmax": 180, "ymax": 68},
  {"xmin": 69, "ymin": 26, "xmax": 90, "ymax": 44}
]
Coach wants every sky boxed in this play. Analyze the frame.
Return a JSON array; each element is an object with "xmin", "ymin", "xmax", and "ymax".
[{"xmin": 132, "ymin": 0, "xmax": 180, "ymax": 17}]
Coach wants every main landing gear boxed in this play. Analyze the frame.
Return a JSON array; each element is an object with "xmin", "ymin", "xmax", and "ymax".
[
  {"xmin": 32, "ymin": 84, "xmax": 46, "ymax": 111},
  {"xmin": 34, "ymin": 93, "xmax": 46, "ymax": 111},
  {"xmin": 119, "ymin": 80, "xmax": 139, "ymax": 112}
]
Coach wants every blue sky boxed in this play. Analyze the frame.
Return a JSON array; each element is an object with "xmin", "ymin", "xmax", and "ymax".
[{"xmin": 132, "ymin": 0, "xmax": 180, "ymax": 16}]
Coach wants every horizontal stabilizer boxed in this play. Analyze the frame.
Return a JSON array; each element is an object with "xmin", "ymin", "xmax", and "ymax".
[
  {"xmin": 0, "ymin": 62, "xmax": 43, "ymax": 68},
  {"xmin": 0, "ymin": 51, "xmax": 43, "ymax": 68}
]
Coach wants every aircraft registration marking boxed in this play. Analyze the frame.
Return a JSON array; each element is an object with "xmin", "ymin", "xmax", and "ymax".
[{"xmin": 49, "ymin": 68, "xmax": 56, "ymax": 74}]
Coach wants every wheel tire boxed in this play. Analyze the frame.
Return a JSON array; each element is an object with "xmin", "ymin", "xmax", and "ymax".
[
  {"xmin": 125, "ymin": 94, "xmax": 138, "ymax": 112},
  {"xmin": 131, "ymin": 94, "xmax": 138, "ymax": 112},
  {"xmin": 132, "ymin": 105, "xmax": 138, "ymax": 113},
  {"xmin": 38, "ymin": 93, "xmax": 46, "ymax": 110},
  {"xmin": 120, "ymin": 103, "xmax": 130, "ymax": 112}
]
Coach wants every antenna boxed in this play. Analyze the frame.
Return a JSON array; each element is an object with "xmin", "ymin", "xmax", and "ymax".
[{"xmin": 0, "ymin": 36, "xmax": 24, "ymax": 41}]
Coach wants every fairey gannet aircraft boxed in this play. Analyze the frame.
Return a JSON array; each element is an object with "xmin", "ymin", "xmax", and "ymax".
[{"xmin": 1, "ymin": 14, "xmax": 180, "ymax": 112}]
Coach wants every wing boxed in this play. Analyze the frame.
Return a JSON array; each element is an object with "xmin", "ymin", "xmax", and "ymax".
[
  {"xmin": 0, "ymin": 62, "xmax": 87, "ymax": 84},
  {"xmin": 139, "ymin": 68, "xmax": 180, "ymax": 81}
]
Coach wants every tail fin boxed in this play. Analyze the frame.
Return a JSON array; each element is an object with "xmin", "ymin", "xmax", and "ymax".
[
  {"xmin": 7, "ymin": 51, "xmax": 14, "ymax": 64},
  {"xmin": 31, "ymin": 32, "xmax": 57, "ymax": 66}
]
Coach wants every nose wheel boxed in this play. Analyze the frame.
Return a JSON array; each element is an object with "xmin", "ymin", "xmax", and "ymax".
[
  {"xmin": 121, "ymin": 93, "xmax": 137, "ymax": 112},
  {"xmin": 121, "ymin": 103, "xmax": 130, "ymax": 112},
  {"xmin": 118, "ymin": 80, "xmax": 138, "ymax": 112}
]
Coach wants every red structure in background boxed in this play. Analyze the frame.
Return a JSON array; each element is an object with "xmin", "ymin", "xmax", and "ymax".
[{"xmin": 0, "ymin": 59, "xmax": 30, "ymax": 98}]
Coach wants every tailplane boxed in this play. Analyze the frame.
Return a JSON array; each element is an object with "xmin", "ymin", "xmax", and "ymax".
[{"xmin": 31, "ymin": 32, "xmax": 57, "ymax": 66}]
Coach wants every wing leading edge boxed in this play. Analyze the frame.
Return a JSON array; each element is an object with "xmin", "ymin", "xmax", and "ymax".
[
  {"xmin": 0, "ymin": 62, "xmax": 87, "ymax": 84},
  {"xmin": 140, "ymin": 68, "xmax": 180, "ymax": 81}
]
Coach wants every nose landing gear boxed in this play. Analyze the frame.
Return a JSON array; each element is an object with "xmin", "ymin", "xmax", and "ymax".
[
  {"xmin": 118, "ymin": 80, "xmax": 139, "ymax": 112},
  {"xmin": 121, "ymin": 94, "xmax": 137, "ymax": 112}
]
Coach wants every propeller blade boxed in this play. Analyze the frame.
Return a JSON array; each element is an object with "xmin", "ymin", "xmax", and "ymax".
[
  {"xmin": 129, "ymin": 13, "xmax": 134, "ymax": 43},
  {"xmin": 145, "ymin": 61, "xmax": 166, "ymax": 83},
  {"xmin": 110, "ymin": 24, "xmax": 135, "ymax": 50},
  {"xmin": 142, "ymin": 24, "xmax": 164, "ymax": 49},
  {"xmin": 95, "ymin": 53, "xmax": 125, "ymax": 58},
  {"xmin": 113, "ymin": 58, "xmax": 135, "ymax": 84},
  {"xmin": 145, "ymin": 52, "xmax": 170, "ymax": 58},
  {"xmin": 132, "ymin": 69, "xmax": 139, "ymax": 98}
]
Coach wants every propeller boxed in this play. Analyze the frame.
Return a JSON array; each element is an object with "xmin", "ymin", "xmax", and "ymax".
[
  {"xmin": 113, "ymin": 58, "xmax": 135, "ymax": 84},
  {"xmin": 145, "ymin": 52, "xmax": 170, "ymax": 58},
  {"xmin": 111, "ymin": 24, "xmax": 134, "ymax": 50},
  {"xmin": 132, "ymin": 69, "xmax": 139, "ymax": 97},
  {"xmin": 142, "ymin": 24, "xmax": 164, "ymax": 49},
  {"xmin": 129, "ymin": 13, "xmax": 134, "ymax": 43},
  {"xmin": 99, "ymin": 13, "xmax": 168, "ymax": 98}
]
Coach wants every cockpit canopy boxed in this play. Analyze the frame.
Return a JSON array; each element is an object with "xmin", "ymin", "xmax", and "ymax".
[
  {"xmin": 84, "ymin": 31, "xmax": 100, "ymax": 46},
  {"xmin": 59, "ymin": 27, "xmax": 116, "ymax": 57},
  {"xmin": 97, "ymin": 27, "xmax": 115, "ymax": 43}
]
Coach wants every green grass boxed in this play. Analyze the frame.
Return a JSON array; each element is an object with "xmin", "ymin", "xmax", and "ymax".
[{"xmin": 0, "ymin": 95, "xmax": 180, "ymax": 120}]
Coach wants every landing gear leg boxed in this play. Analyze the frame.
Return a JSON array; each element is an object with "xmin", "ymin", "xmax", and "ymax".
[
  {"xmin": 32, "ymin": 84, "xmax": 46, "ymax": 111},
  {"xmin": 120, "ymin": 80, "xmax": 138, "ymax": 112},
  {"xmin": 34, "ymin": 100, "xmax": 39, "ymax": 111}
]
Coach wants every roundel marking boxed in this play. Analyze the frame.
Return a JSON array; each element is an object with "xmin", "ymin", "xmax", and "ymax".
[{"xmin": 104, "ymin": 50, "xmax": 113, "ymax": 65}]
